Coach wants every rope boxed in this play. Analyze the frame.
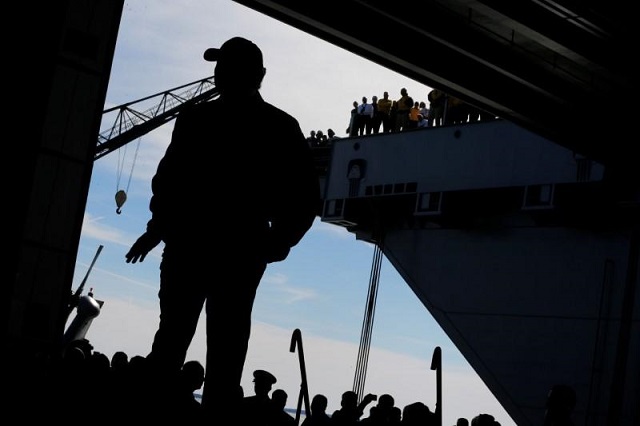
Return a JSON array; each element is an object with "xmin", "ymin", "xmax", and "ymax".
[
  {"xmin": 115, "ymin": 140, "xmax": 127, "ymax": 191},
  {"xmin": 353, "ymin": 236, "xmax": 384, "ymax": 402},
  {"xmin": 125, "ymin": 137, "xmax": 141, "ymax": 193},
  {"xmin": 114, "ymin": 137, "xmax": 141, "ymax": 214}
]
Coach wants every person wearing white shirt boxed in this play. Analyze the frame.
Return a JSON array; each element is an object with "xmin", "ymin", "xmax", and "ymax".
[{"xmin": 357, "ymin": 96, "xmax": 374, "ymax": 136}]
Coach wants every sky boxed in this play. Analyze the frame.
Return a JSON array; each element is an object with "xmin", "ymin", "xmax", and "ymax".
[{"xmin": 72, "ymin": 1, "xmax": 516, "ymax": 425}]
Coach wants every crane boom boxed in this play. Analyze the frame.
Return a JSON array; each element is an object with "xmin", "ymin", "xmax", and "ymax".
[
  {"xmin": 95, "ymin": 76, "xmax": 218, "ymax": 160},
  {"xmin": 94, "ymin": 75, "xmax": 329, "ymax": 181}
]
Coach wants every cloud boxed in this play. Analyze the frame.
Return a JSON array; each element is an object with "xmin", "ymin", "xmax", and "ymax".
[
  {"xmin": 91, "ymin": 265, "xmax": 159, "ymax": 292},
  {"xmin": 314, "ymin": 220, "xmax": 366, "ymax": 241},
  {"xmin": 80, "ymin": 211, "xmax": 163, "ymax": 260},
  {"xmin": 81, "ymin": 212, "xmax": 130, "ymax": 245},
  {"xmin": 263, "ymin": 272, "xmax": 318, "ymax": 304}
]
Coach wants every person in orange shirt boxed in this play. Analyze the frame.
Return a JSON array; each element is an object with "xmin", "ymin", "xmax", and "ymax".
[{"xmin": 407, "ymin": 100, "xmax": 421, "ymax": 130}]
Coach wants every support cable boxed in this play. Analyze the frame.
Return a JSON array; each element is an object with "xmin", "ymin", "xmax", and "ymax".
[{"xmin": 353, "ymin": 235, "xmax": 384, "ymax": 402}]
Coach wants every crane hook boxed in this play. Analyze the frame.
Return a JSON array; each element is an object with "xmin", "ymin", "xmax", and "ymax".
[{"xmin": 115, "ymin": 189, "xmax": 127, "ymax": 214}]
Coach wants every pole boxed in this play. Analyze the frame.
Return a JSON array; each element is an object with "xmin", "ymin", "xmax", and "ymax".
[
  {"xmin": 290, "ymin": 328, "xmax": 311, "ymax": 425},
  {"xmin": 431, "ymin": 346, "xmax": 442, "ymax": 426},
  {"xmin": 64, "ymin": 245, "xmax": 104, "ymax": 324}
]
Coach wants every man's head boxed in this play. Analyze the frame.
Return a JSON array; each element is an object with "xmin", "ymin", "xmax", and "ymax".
[
  {"xmin": 271, "ymin": 389, "xmax": 288, "ymax": 409},
  {"xmin": 181, "ymin": 360, "xmax": 205, "ymax": 392},
  {"xmin": 252, "ymin": 369, "xmax": 277, "ymax": 395},
  {"xmin": 340, "ymin": 390, "xmax": 358, "ymax": 408},
  {"xmin": 377, "ymin": 393, "xmax": 394, "ymax": 409},
  {"xmin": 311, "ymin": 394, "xmax": 328, "ymax": 412},
  {"xmin": 204, "ymin": 37, "xmax": 266, "ymax": 96}
]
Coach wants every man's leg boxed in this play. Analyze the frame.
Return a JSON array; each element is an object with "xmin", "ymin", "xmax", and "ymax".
[
  {"xmin": 143, "ymin": 254, "xmax": 207, "ymax": 418},
  {"xmin": 201, "ymin": 258, "xmax": 267, "ymax": 415},
  {"xmin": 148, "ymin": 259, "xmax": 206, "ymax": 370}
]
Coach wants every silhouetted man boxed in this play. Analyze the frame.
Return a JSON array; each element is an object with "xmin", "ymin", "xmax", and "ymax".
[
  {"xmin": 301, "ymin": 394, "xmax": 331, "ymax": 426},
  {"xmin": 331, "ymin": 390, "xmax": 377, "ymax": 426},
  {"xmin": 176, "ymin": 360, "xmax": 205, "ymax": 421},
  {"xmin": 270, "ymin": 388, "xmax": 296, "ymax": 426},
  {"xmin": 242, "ymin": 369, "xmax": 278, "ymax": 425},
  {"xmin": 125, "ymin": 36, "xmax": 320, "ymax": 418}
]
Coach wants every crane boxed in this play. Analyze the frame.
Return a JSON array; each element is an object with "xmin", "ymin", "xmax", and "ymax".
[
  {"xmin": 95, "ymin": 75, "xmax": 218, "ymax": 161},
  {"xmin": 95, "ymin": 75, "xmax": 329, "ymax": 213}
]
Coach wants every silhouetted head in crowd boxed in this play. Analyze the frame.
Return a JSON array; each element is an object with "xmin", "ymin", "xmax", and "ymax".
[
  {"xmin": 272, "ymin": 388, "xmax": 288, "ymax": 410},
  {"xmin": 111, "ymin": 350, "xmax": 129, "ymax": 371},
  {"xmin": 252, "ymin": 369, "xmax": 277, "ymax": 396},
  {"xmin": 181, "ymin": 360, "xmax": 205, "ymax": 393},
  {"xmin": 311, "ymin": 394, "xmax": 328, "ymax": 414},
  {"xmin": 340, "ymin": 390, "xmax": 359, "ymax": 409},
  {"xmin": 377, "ymin": 393, "xmax": 394, "ymax": 409}
]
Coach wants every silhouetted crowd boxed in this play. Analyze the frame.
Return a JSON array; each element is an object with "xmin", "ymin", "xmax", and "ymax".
[
  {"xmin": 11, "ymin": 338, "xmax": 514, "ymax": 425},
  {"xmin": 307, "ymin": 88, "xmax": 499, "ymax": 146},
  {"xmin": 307, "ymin": 128, "xmax": 341, "ymax": 148},
  {"xmin": 345, "ymin": 88, "xmax": 497, "ymax": 138}
]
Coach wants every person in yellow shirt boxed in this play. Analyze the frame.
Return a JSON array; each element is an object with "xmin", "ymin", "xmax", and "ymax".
[
  {"xmin": 394, "ymin": 88, "xmax": 412, "ymax": 132},
  {"xmin": 376, "ymin": 91, "xmax": 393, "ymax": 133}
]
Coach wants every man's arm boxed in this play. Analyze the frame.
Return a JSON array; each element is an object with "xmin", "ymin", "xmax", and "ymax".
[
  {"xmin": 125, "ymin": 231, "xmax": 162, "ymax": 263},
  {"xmin": 357, "ymin": 394, "xmax": 377, "ymax": 418},
  {"xmin": 125, "ymin": 106, "xmax": 195, "ymax": 263},
  {"xmin": 265, "ymin": 118, "xmax": 321, "ymax": 262}
]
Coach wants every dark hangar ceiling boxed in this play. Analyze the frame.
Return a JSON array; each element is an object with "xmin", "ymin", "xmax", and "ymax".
[{"xmin": 234, "ymin": 0, "xmax": 638, "ymax": 176}]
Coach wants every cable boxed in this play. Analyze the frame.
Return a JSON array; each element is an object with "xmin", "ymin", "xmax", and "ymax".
[{"xmin": 353, "ymin": 236, "xmax": 384, "ymax": 403}]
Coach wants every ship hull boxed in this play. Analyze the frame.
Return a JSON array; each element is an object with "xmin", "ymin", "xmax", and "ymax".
[
  {"xmin": 381, "ymin": 226, "xmax": 639, "ymax": 425},
  {"xmin": 321, "ymin": 120, "xmax": 639, "ymax": 425}
]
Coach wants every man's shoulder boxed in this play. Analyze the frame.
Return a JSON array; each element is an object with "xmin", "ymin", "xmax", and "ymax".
[
  {"xmin": 243, "ymin": 394, "xmax": 260, "ymax": 400},
  {"xmin": 176, "ymin": 99, "xmax": 220, "ymax": 120},
  {"xmin": 261, "ymin": 101, "xmax": 298, "ymax": 122}
]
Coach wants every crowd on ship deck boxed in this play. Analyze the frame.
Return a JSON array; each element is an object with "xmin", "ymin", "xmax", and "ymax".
[{"xmin": 306, "ymin": 88, "xmax": 498, "ymax": 148}]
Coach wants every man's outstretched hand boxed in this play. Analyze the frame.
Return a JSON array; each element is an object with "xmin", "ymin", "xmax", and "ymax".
[{"xmin": 125, "ymin": 232, "xmax": 162, "ymax": 264}]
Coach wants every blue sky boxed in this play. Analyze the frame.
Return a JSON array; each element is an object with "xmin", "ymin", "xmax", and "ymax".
[{"xmin": 72, "ymin": 1, "xmax": 515, "ymax": 425}]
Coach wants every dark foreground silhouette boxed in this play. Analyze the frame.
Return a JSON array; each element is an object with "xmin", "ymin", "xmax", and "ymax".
[
  {"xmin": 13, "ymin": 343, "xmax": 513, "ymax": 425},
  {"xmin": 124, "ymin": 36, "xmax": 320, "ymax": 419}
]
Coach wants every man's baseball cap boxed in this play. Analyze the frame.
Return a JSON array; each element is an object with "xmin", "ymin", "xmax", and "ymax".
[{"xmin": 203, "ymin": 36, "xmax": 263, "ymax": 71}]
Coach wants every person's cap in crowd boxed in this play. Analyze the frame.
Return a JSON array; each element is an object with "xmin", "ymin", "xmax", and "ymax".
[
  {"xmin": 253, "ymin": 369, "xmax": 277, "ymax": 385},
  {"xmin": 203, "ymin": 36, "xmax": 263, "ymax": 71}
]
